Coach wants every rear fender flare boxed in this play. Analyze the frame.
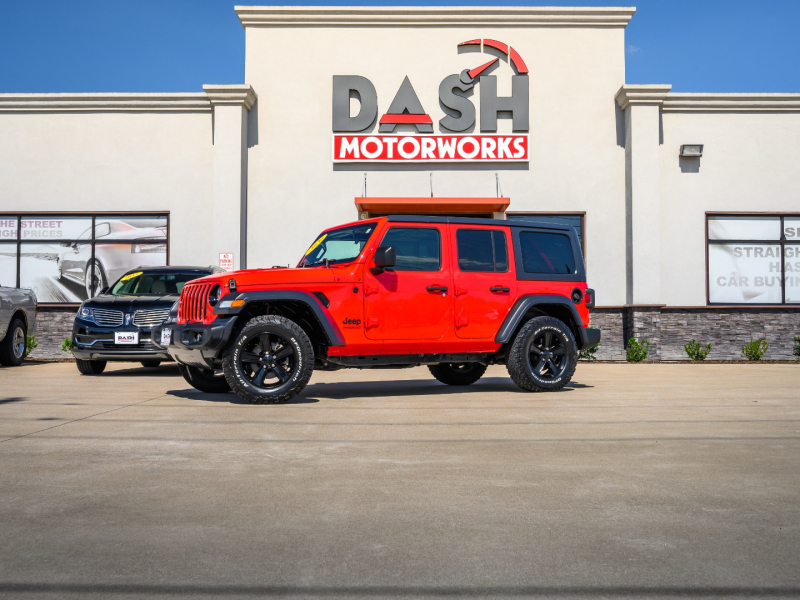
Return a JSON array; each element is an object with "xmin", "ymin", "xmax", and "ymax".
[
  {"xmin": 496, "ymin": 295, "xmax": 585, "ymax": 347},
  {"xmin": 214, "ymin": 291, "xmax": 345, "ymax": 346}
]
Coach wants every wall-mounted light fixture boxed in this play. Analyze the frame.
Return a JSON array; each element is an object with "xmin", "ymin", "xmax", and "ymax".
[{"xmin": 680, "ymin": 144, "xmax": 704, "ymax": 157}]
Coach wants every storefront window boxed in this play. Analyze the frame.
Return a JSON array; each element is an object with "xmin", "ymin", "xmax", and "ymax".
[
  {"xmin": 0, "ymin": 214, "xmax": 169, "ymax": 303},
  {"xmin": 707, "ymin": 214, "xmax": 798, "ymax": 305}
]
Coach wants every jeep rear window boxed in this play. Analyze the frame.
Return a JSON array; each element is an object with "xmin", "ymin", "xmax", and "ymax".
[
  {"xmin": 380, "ymin": 227, "xmax": 441, "ymax": 271},
  {"xmin": 456, "ymin": 229, "xmax": 508, "ymax": 273},
  {"xmin": 300, "ymin": 223, "xmax": 376, "ymax": 267},
  {"xmin": 519, "ymin": 232, "xmax": 575, "ymax": 275}
]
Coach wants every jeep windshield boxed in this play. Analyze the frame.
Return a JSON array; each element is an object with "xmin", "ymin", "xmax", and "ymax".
[
  {"xmin": 299, "ymin": 223, "xmax": 376, "ymax": 267},
  {"xmin": 109, "ymin": 270, "xmax": 210, "ymax": 295}
]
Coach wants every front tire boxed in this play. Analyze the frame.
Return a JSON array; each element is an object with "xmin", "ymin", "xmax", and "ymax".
[
  {"xmin": 178, "ymin": 364, "xmax": 231, "ymax": 394},
  {"xmin": 0, "ymin": 318, "xmax": 27, "ymax": 366},
  {"xmin": 507, "ymin": 316, "xmax": 577, "ymax": 392},
  {"xmin": 222, "ymin": 315, "xmax": 314, "ymax": 405},
  {"xmin": 76, "ymin": 359, "xmax": 107, "ymax": 375},
  {"xmin": 140, "ymin": 360, "xmax": 162, "ymax": 368},
  {"xmin": 429, "ymin": 363, "xmax": 487, "ymax": 386}
]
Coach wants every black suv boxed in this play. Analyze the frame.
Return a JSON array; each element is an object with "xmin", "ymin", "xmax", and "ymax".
[{"xmin": 71, "ymin": 266, "xmax": 223, "ymax": 375}]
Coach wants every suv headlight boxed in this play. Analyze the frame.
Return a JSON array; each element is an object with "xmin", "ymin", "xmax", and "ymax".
[
  {"xmin": 208, "ymin": 284, "xmax": 221, "ymax": 307},
  {"xmin": 78, "ymin": 305, "xmax": 96, "ymax": 324}
]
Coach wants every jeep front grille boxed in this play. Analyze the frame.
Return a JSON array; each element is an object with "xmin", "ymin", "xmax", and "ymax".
[
  {"xmin": 133, "ymin": 309, "xmax": 171, "ymax": 328},
  {"xmin": 92, "ymin": 308, "xmax": 124, "ymax": 327},
  {"xmin": 178, "ymin": 283, "xmax": 213, "ymax": 323}
]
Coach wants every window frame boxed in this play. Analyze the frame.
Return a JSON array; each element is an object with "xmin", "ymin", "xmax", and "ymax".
[
  {"xmin": 0, "ymin": 212, "xmax": 170, "ymax": 306},
  {"xmin": 705, "ymin": 212, "xmax": 800, "ymax": 306},
  {"xmin": 505, "ymin": 212, "xmax": 586, "ymax": 260},
  {"xmin": 455, "ymin": 228, "xmax": 509, "ymax": 274},
  {"xmin": 510, "ymin": 225, "xmax": 585, "ymax": 282},
  {"xmin": 378, "ymin": 226, "xmax": 442, "ymax": 272}
]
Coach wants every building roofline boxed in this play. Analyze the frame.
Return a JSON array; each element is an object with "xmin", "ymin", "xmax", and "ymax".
[
  {"xmin": 615, "ymin": 85, "xmax": 672, "ymax": 110},
  {"xmin": 234, "ymin": 6, "xmax": 636, "ymax": 28},
  {"xmin": 0, "ymin": 93, "xmax": 212, "ymax": 113},
  {"xmin": 662, "ymin": 93, "xmax": 800, "ymax": 113}
]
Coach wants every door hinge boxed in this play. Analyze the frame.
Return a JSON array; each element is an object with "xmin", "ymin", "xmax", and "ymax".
[
  {"xmin": 364, "ymin": 285, "xmax": 379, "ymax": 296},
  {"xmin": 455, "ymin": 316, "xmax": 469, "ymax": 328},
  {"xmin": 365, "ymin": 318, "xmax": 380, "ymax": 329},
  {"xmin": 455, "ymin": 286, "xmax": 468, "ymax": 297}
]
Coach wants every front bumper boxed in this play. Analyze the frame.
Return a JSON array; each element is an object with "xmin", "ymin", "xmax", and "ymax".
[
  {"xmin": 579, "ymin": 326, "xmax": 601, "ymax": 350},
  {"xmin": 152, "ymin": 316, "xmax": 238, "ymax": 370},
  {"xmin": 71, "ymin": 319, "xmax": 171, "ymax": 362}
]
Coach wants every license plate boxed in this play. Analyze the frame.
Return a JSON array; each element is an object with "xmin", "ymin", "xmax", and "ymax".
[
  {"xmin": 114, "ymin": 331, "xmax": 139, "ymax": 345},
  {"xmin": 160, "ymin": 328, "xmax": 172, "ymax": 346}
]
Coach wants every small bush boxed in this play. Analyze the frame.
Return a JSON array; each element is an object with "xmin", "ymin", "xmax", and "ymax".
[
  {"xmin": 61, "ymin": 338, "xmax": 74, "ymax": 353},
  {"xmin": 683, "ymin": 339, "xmax": 711, "ymax": 361},
  {"xmin": 742, "ymin": 337, "xmax": 768, "ymax": 361},
  {"xmin": 25, "ymin": 336, "xmax": 38, "ymax": 357},
  {"xmin": 626, "ymin": 337, "xmax": 650, "ymax": 362},
  {"xmin": 793, "ymin": 335, "xmax": 800, "ymax": 358},
  {"xmin": 578, "ymin": 327, "xmax": 601, "ymax": 361}
]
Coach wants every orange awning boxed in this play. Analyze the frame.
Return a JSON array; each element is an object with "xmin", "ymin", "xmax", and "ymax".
[{"xmin": 355, "ymin": 197, "xmax": 510, "ymax": 215}]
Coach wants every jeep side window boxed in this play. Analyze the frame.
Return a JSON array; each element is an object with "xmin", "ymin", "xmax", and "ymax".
[
  {"xmin": 519, "ymin": 231, "xmax": 575, "ymax": 274},
  {"xmin": 456, "ymin": 229, "xmax": 508, "ymax": 273},
  {"xmin": 379, "ymin": 227, "xmax": 441, "ymax": 271}
]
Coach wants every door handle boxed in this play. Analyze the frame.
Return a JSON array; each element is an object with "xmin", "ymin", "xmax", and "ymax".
[
  {"xmin": 490, "ymin": 286, "xmax": 510, "ymax": 293},
  {"xmin": 426, "ymin": 286, "xmax": 448, "ymax": 294}
]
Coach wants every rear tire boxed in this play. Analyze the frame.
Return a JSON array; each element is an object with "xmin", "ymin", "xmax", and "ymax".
[
  {"xmin": 222, "ymin": 315, "xmax": 314, "ymax": 405},
  {"xmin": 76, "ymin": 359, "xmax": 107, "ymax": 375},
  {"xmin": 429, "ymin": 363, "xmax": 487, "ymax": 386},
  {"xmin": 507, "ymin": 316, "xmax": 577, "ymax": 392},
  {"xmin": 178, "ymin": 363, "xmax": 231, "ymax": 394},
  {"xmin": 0, "ymin": 318, "xmax": 27, "ymax": 366},
  {"xmin": 140, "ymin": 360, "xmax": 162, "ymax": 368}
]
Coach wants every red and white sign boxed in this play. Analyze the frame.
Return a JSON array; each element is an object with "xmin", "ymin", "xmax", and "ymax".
[
  {"xmin": 219, "ymin": 252, "xmax": 234, "ymax": 271},
  {"xmin": 333, "ymin": 135, "xmax": 529, "ymax": 163}
]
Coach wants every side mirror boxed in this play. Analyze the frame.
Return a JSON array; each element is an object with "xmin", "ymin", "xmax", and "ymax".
[
  {"xmin": 99, "ymin": 287, "xmax": 109, "ymax": 295},
  {"xmin": 371, "ymin": 246, "xmax": 396, "ymax": 274}
]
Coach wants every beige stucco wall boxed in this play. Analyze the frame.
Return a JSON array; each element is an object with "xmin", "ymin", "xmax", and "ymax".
[
  {"xmin": 0, "ymin": 109, "xmax": 217, "ymax": 267},
  {"xmin": 659, "ymin": 110, "xmax": 800, "ymax": 306},
  {"xmin": 243, "ymin": 20, "xmax": 629, "ymax": 303}
]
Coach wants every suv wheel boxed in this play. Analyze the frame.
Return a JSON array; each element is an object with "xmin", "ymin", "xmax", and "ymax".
[
  {"xmin": 0, "ymin": 318, "xmax": 27, "ymax": 366},
  {"xmin": 76, "ymin": 359, "xmax": 107, "ymax": 375},
  {"xmin": 140, "ymin": 360, "xmax": 162, "ymax": 368},
  {"xmin": 507, "ymin": 316, "xmax": 577, "ymax": 392},
  {"xmin": 429, "ymin": 363, "xmax": 487, "ymax": 386},
  {"xmin": 178, "ymin": 364, "xmax": 231, "ymax": 394},
  {"xmin": 222, "ymin": 315, "xmax": 314, "ymax": 405}
]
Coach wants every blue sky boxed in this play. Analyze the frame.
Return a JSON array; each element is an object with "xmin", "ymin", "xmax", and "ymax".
[{"xmin": 1, "ymin": 0, "xmax": 798, "ymax": 93}]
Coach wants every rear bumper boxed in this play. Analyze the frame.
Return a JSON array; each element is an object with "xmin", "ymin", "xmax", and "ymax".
[
  {"xmin": 579, "ymin": 326, "xmax": 601, "ymax": 350},
  {"xmin": 153, "ymin": 316, "xmax": 238, "ymax": 370}
]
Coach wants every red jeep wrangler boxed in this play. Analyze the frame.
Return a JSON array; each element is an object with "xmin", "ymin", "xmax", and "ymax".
[{"xmin": 156, "ymin": 216, "xmax": 599, "ymax": 403}]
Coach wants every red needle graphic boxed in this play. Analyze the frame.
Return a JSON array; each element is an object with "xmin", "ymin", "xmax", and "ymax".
[{"xmin": 461, "ymin": 58, "xmax": 499, "ymax": 85}]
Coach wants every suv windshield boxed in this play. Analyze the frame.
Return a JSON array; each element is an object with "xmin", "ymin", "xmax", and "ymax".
[
  {"xmin": 299, "ymin": 223, "xmax": 376, "ymax": 267},
  {"xmin": 109, "ymin": 270, "xmax": 209, "ymax": 296}
]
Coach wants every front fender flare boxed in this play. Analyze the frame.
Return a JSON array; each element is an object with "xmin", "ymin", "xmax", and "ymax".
[
  {"xmin": 213, "ymin": 290, "xmax": 345, "ymax": 346},
  {"xmin": 495, "ymin": 295, "xmax": 589, "ymax": 348}
]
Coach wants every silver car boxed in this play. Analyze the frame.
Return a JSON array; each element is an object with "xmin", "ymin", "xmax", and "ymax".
[{"xmin": 0, "ymin": 283, "xmax": 37, "ymax": 366}]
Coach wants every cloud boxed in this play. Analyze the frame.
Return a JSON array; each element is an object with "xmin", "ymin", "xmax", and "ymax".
[{"xmin": 627, "ymin": 45, "xmax": 641, "ymax": 54}]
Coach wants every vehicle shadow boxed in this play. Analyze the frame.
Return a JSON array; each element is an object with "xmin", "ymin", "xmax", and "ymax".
[
  {"xmin": 101, "ymin": 364, "xmax": 182, "ymax": 377},
  {"xmin": 165, "ymin": 389, "xmax": 320, "ymax": 405}
]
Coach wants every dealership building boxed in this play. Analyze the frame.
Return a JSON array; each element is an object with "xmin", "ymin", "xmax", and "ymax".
[{"xmin": 1, "ymin": 5, "xmax": 799, "ymax": 360}]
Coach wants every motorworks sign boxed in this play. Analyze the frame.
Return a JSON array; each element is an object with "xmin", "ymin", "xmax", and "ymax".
[{"xmin": 332, "ymin": 39, "xmax": 529, "ymax": 164}]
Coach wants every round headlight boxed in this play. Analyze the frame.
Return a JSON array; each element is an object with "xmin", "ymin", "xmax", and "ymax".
[{"xmin": 208, "ymin": 284, "xmax": 221, "ymax": 307}]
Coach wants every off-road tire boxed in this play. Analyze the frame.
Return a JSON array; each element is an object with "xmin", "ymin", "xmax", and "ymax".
[
  {"xmin": 222, "ymin": 315, "xmax": 314, "ymax": 405},
  {"xmin": 507, "ymin": 316, "xmax": 577, "ymax": 392},
  {"xmin": 0, "ymin": 318, "xmax": 26, "ymax": 366},
  {"xmin": 178, "ymin": 363, "xmax": 231, "ymax": 394},
  {"xmin": 429, "ymin": 363, "xmax": 487, "ymax": 386},
  {"xmin": 140, "ymin": 360, "xmax": 162, "ymax": 368},
  {"xmin": 76, "ymin": 359, "xmax": 107, "ymax": 375}
]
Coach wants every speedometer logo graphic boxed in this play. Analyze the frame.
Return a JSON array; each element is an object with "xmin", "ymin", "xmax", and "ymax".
[{"xmin": 457, "ymin": 38, "xmax": 529, "ymax": 85}]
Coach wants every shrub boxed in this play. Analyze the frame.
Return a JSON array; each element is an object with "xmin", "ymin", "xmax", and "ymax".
[
  {"xmin": 626, "ymin": 338, "xmax": 650, "ymax": 362},
  {"xmin": 742, "ymin": 337, "xmax": 768, "ymax": 361},
  {"xmin": 683, "ymin": 339, "xmax": 711, "ymax": 361},
  {"xmin": 578, "ymin": 327, "xmax": 601, "ymax": 361},
  {"xmin": 61, "ymin": 338, "xmax": 74, "ymax": 353},
  {"xmin": 25, "ymin": 336, "xmax": 38, "ymax": 357},
  {"xmin": 793, "ymin": 335, "xmax": 800, "ymax": 358}
]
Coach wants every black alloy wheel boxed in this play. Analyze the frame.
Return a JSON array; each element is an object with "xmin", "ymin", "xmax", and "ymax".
[
  {"xmin": 239, "ymin": 332, "xmax": 297, "ymax": 390},
  {"xmin": 507, "ymin": 316, "xmax": 577, "ymax": 392},
  {"xmin": 222, "ymin": 315, "xmax": 314, "ymax": 405}
]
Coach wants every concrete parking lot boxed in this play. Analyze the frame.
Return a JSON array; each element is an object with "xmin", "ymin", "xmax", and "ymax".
[{"xmin": 0, "ymin": 361, "xmax": 798, "ymax": 599}]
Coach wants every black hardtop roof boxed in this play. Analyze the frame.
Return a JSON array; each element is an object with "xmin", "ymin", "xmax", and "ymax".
[{"xmin": 385, "ymin": 215, "xmax": 574, "ymax": 232}]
